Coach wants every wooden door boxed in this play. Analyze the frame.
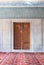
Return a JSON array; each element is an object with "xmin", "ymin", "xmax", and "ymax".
[
  {"xmin": 22, "ymin": 23, "xmax": 30, "ymax": 49},
  {"xmin": 13, "ymin": 23, "xmax": 30, "ymax": 49},
  {"xmin": 13, "ymin": 23, "xmax": 21, "ymax": 49}
]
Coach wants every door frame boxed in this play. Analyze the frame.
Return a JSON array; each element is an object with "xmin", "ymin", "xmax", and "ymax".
[{"xmin": 12, "ymin": 19, "xmax": 31, "ymax": 52}]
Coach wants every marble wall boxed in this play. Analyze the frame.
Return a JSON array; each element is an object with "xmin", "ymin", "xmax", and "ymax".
[
  {"xmin": 0, "ymin": 19, "xmax": 44, "ymax": 52},
  {"xmin": 0, "ymin": 20, "xmax": 12, "ymax": 52},
  {"xmin": 42, "ymin": 19, "xmax": 44, "ymax": 51}
]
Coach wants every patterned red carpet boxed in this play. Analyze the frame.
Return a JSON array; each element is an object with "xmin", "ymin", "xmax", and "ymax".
[{"xmin": 0, "ymin": 52, "xmax": 44, "ymax": 65}]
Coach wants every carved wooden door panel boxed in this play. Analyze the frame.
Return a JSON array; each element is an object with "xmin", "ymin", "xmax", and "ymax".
[
  {"xmin": 22, "ymin": 23, "xmax": 30, "ymax": 49},
  {"xmin": 13, "ymin": 23, "xmax": 21, "ymax": 49},
  {"xmin": 13, "ymin": 23, "xmax": 30, "ymax": 49}
]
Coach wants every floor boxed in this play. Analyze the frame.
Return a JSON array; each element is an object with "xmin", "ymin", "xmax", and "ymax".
[{"xmin": 0, "ymin": 52, "xmax": 44, "ymax": 65}]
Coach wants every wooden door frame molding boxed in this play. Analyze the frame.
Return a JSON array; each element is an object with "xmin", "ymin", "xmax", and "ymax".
[{"xmin": 12, "ymin": 19, "xmax": 31, "ymax": 52}]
